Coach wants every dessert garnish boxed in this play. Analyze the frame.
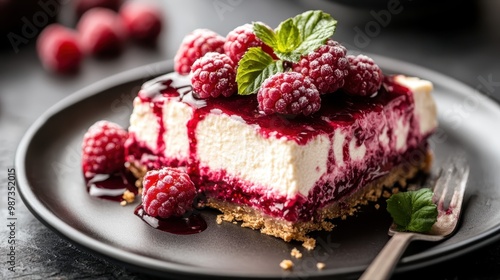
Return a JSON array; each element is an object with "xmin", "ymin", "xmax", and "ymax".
[
  {"xmin": 386, "ymin": 188, "xmax": 438, "ymax": 233},
  {"xmin": 174, "ymin": 29, "xmax": 226, "ymax": 75},
  {"xmin": 343, "ymin": 54, "xmax": 383, "ymax": 96},
  {"xmin": 141, "ymin": 167, "xmax": 196, "ymax": 218},
  {"xmin": 177, "ymin": 10, "xmax": 383, "ymax": 117},
  {"xmin": 237, "ymin": 10, "xmax": 339, "ymax": 95},
  {"xmin": 190, "ymin": 52, "xmax": 237, "ymax": 98},
  {"xmin": 81, "ymin": 120, "xmax": 128, "ymax": 177},
  {"xmin": 257, "ymin": 71, "xmax": 320, "ymax": 116},
  {"xmin": 135, "ymin": 167, "xmax": 207, "ymax": 234}
]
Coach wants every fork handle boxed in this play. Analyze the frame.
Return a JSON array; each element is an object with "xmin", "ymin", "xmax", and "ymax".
[{"xmin": 359, "ymin": 232, "xmax": 415, "ymax": 280}]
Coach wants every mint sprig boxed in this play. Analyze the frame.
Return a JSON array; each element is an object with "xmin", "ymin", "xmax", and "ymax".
[
  {"xmin": 237, "ymin": 47, "xmax": 284, "ymax": 95},
  {"xmin": 236, "ymin": 10, "xmax": 337, "ymax": 95},
  {"xmin": 293, "ymin": 10, "xmax": 337, "ymax": 56},
  {"xmin": 386, "ymin": 188, "xmax": 438, "ymax": 233}
]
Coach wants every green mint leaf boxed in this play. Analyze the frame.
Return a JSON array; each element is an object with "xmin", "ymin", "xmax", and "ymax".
[
  {"xmin": 253, "ymin": 22, "xmax": 278, "ymax": 50},
  {"xmin": 236, "ymin": 47, "xmax": 284, "ymax": 95},
  {"xmin": 273, "ymin": 50, "xmax": 302, "ymax": 63},
  {"xmin": 275, "ymin": 18, "xmax": 301, "ymax": 53},
  {"xmin": 292, "ymin": 10, "xmax": 337, "ymax": 55},
  {"xmin": 386, "ymin": 188, "xmax": 438, "ymax": 233}
]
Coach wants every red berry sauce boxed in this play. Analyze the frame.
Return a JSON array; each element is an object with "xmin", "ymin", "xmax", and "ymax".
[
  {"xmin": 134, "ymin": 205, "xmax": 207, "ymax": 235},
  {"xmin": 85, "ymin": 170, "xmax": 137, "ymax": 202}
]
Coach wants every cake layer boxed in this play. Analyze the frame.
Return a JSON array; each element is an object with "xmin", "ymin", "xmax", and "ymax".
[{"xmin": 125, "ymin": 73, "xmax": 437, "ymax": 223}]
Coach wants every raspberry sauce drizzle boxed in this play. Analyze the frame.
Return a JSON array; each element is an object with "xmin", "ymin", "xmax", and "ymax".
[
  {"xmin": 85, "ymin": 170, "xmax": 137, "ymax": 202},
  {"xmin": 134, "ymin": 205, "xmax": 207, "ymax": 234}
]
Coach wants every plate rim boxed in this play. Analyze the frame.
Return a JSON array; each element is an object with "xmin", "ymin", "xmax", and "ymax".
[{"xmin": 15, "ymin": 56, "xmax": 500, "ymax": 279}]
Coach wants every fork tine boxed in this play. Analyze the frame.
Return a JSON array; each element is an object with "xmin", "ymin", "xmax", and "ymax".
[
  {"xmin": 433, "ymin": 159, "xmax": 453, "ymax": 207},
  {"xmin": 448, "ymin": 155, "xmax": 470, "ymax": 210},
  {"xmin": 434, "ymin": 153, "xmax": 469, "ymax": 210}
]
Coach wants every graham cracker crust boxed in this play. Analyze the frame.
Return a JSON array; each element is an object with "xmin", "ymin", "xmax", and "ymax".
[
  {"xmin": 207, "ymin": 151, "xmax": 432, "ymax": 250},
  {"xmin": 127, "ymin": 152, "xmax": 432, "ymax": 250}
]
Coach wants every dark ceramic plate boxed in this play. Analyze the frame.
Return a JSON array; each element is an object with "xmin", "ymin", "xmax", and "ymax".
[{"xmin": 16, "ymin": 57, "xmax": 500, "ymax": 279}]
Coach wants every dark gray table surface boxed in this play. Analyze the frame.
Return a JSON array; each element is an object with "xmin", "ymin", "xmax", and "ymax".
[{"xmin": 1, "ymin": 0, "xmax": 500, "ymax": 279}]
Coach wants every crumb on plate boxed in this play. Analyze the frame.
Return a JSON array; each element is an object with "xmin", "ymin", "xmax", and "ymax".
[
  {"xmin": 120, "ymin": 189, "xmax": 136, "ymax": 206},
  {"xmin": 291, "ymin": 247, "xmax": 302, "ymax": 259},
  {"xmin": 280, "ymin": 259, "xmax": 293, "ymax": 270},
  {"xmin": 302, "ymin": 238, "xmax": 316, "ymax": 251}
]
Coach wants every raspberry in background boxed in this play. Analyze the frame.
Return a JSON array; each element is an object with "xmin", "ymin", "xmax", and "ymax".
[
  {"xmin": 343, "ymin": 54, "xmax": 383, "ymax": 96},
  {"xmin": 224, "ymin": 23, "xmax": 275, "ymax": 64},
  {"xmin": 257, "ymin": 72, "xmax": 321, "ymax": 116},
  {"xmin": 74, "ymin": 0, "xmax": 122, "ymax": 18},
  {"xmin": 174, "ymin": 28, "xmax": 225, "ymax": 75},
  {"xmin": 293, "ymin": 39, "xmax": 349, "ymax": 95},
  {"xmin": 191, "ymin": 52, "xmax": 237, "ymax": 98},
  {"xmin": 142, "ymin": 167, "xmax": 197, "ymax": 218},
  {"xmin": 81, "ymin": 120, "xmax": 128, "ymax": 177},
  {"xmin": 119, "ymin": 1, "xmax": 162, "ymax": 44},
  {"xmin": 36, "ymin": 24, "xmax": 83, "ymax": 73},
  {"xmin": 77, "ymin": 8, "xmax": 126, "ymax": 56}
]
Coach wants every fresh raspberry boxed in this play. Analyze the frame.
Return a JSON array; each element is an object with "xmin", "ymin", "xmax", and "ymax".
[
  {"xmin": 190, "ymin": 52, "xmax": 237, "ymax": 98},
  {"xmin": 343, "ymin": 54, "xmax": 383, "ymax": 96},
  {"xmin": 257, "ymin": 72, "xmax": 321, "ymax": 116},
  {"xmin": 141, "ymin": 167, "xmax": 196, "ymax": 218},
  {"xmin": 77, "ymin": 8, "xmax": 126, "ymax": 56},
  {"xmin": 81, "ymin": 120, "xmax": 128, "ymax": 177},
  {"xmin": 119, "ymin": 1, "xmax": 162, "ymax": 44},
  {"xmin": 174, "ymin": 29, "xmax": 225, "ymax": 75},
  {"xmin": 292, "ymin": 39, "xmax": 349, "ymax": 94},
  {"xmin": 223, "ymin": 23, "xmax": 275, "ymax": 64},
  {"xmin": 36, "ymin": 24, "xmax": 83, "ymax": 73},
  {"xmin": 74, "ymin": 0, "xmax": 122, "ymax": 18}
]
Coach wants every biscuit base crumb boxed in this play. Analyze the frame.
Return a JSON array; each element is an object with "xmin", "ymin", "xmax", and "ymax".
[
  {"xmin": 291, "ymin": 247, "xmax": 302, "ymax": 259},
  {"xmin": 316, "ymin": 262, "xmax": 326, "ymax": 270},
  {"xmin": 216, "ymin": 214, "xmax": 223, "ymax": 224},
  {"xmin": 122, "ymin": 189, "xmax": 136, "ymax": 204},
  {"xmin": 280, "ymin": 259, "xmax": 294, "ymax": 270}
]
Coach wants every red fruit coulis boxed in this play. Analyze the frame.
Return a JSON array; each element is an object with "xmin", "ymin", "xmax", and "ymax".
[
  {"xmin": 85, "ymin": 170, "xmax": 137, "ymax": 202},
  {"xmin": 134, "ymin": 205, "xmax": 207, "ymax": 235}
]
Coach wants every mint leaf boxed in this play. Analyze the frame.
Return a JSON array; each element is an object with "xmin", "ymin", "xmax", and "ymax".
[
  {"xmin": 253, "ymin": 22, "xmax": 278, "ymax": 50},
  {"xmin": 275, "ymin": 18, "xmax": 301, "ymax": 53},
  {"xmin": 236, "ymin": 47, "xmax": 284, "ymax": 95},
  {"xmin": 386, "ymin": 188, "xmax": 438, "ymax": 233},
  {"xmin": 245, "ymin": 11, "xmax": 338, "ymax": 93},
  {"xmin": 292, "ymin": 10, "xmax": 337, "ymax": 55}
]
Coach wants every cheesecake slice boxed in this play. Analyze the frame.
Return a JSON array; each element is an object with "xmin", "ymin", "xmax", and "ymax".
[{"xmin": 124, "ymin": 72, "xmax": 437, "ymax": 247}]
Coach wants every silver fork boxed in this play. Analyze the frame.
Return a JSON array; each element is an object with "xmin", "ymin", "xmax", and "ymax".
[{"xmin": 359, "ymin": 154, "xmax": 470, "ymax": 280}]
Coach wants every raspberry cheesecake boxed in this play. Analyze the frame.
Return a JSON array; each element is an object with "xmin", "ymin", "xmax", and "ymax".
[
  {"xmin": 82, "ymin": 11, "xmax": 438, "ymax": 247},
  {"xmin": 124, "ymin": 71, "xmax": 436, "ymax": 246}
]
